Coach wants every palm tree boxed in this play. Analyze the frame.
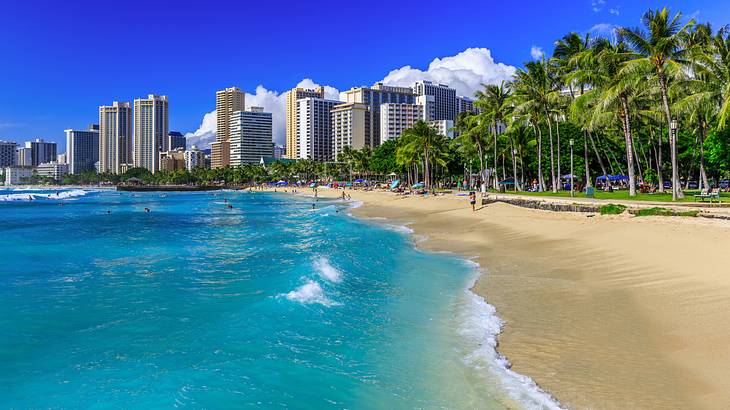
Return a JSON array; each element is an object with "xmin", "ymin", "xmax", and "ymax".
[
  {"xmin": 400, "ymin": 121, "xmax": 444, "ymax": 191},
  {"xmin": 619, "ymin": 7, "xmax": 695, "ymax": 200},
  {"xmin": 453, "ymin": 112, "xmax": 489, "ymax": 190},
  {"xmin": 475, "ymin": 81, "xmax": 511, "ymax": 190}
]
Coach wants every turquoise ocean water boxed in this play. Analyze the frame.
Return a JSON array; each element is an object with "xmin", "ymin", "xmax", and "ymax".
[{"xmin": 0, "ymin": 188, "xmax": 560, "ymax": 409}]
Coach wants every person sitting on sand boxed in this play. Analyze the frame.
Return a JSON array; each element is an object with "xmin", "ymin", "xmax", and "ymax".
[{"xmin": 469, "ymin": 191, "xmax": 476, "ymax": 212}]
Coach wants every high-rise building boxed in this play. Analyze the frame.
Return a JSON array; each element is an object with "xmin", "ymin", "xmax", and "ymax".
[
  {"xmin": 416, "ymin": 95, "xmax": 436, "ymax": 121},
  {"xmin": 344, "ymin": 83, "xmax": 415, "ymax": 146},
  {"xmin": 273, "ymin": 145, "xmax": 285, "ymax": 159},
  {"xmin": 16, "ymin": 147, "xmax": 32, "ymax": 166},
  {"xmin": 297, "ymin": 97, "xmax": 340, "ymax": 161},
  {"xmin": 428, "ymin": 120, "xmax": 455, "ymax": 139},
  {"xmin": 65, "ymin": 125, "xmax": 99, "ymax": 174},
  {"xmin": 168, "ymin": 131, "xmax": 186, "ymax": 150},
  {"xmin": 133, "ymin": 95, "xmax": 169, "ymax": 173},
  {"xmin": 4, "ymin": 166, "xmax": 33, "ymax": 186},
  {"xmin": 184, "ymin": 146, "xmax": 205, "ymax": 170},
  {"xmin": 285, "ymin": 86, "xmax": 325, "ymax": 159},
  {"xmin": 159, "ymin": 149, "xmax": 186, "ymax": 171},
  {"xmin": 24, "ymin": 139, "xmax": 57, "ymax": 166},
  {"xmin": 230, "ymin": 107, "xmax": 273, "ymax": 165},
  {"xmin": 456, "ymin": 95, "xmax": 476, "ymax": 116},
  {"xmin": 0, "ymin": 140, "xmax": 17, "ymax": 167},
  {"xmin": 413, "ymin": 81, "xmax": 457, "ymax": 122},
  {"xmin": 379, "ymin": 103, "xmax": 424, "ymax": 143},
  {"xmin": 99, "ymin": 102, "xmax": 132, "ymax": 174},
  {"xmin": 331, "ymin": 102, "xmax": 370, "ymax": 160},
  {"xmin": 212, "ymin": 87, "xmax": 244, "ymax": 168}
]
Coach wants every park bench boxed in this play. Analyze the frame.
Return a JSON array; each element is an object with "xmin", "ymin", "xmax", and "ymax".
[{"xmin": 694, "ymin": 189, "xmax": 721, "ymax": 203}]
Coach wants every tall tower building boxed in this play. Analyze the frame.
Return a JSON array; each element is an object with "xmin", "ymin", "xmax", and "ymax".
[
  {"xmin": 133, "ymin": 95, "xmax": 169, "ymax": 173},
  {"xmin": 99, "ymin": 102, "xmax": 132, "ymax": 174},
  {"xmin": 65, "ymin": 125, "xmax": 99, "ymax": 174},
  {"xmin": 331, "ymin": 102, "xmax": 370, "ymax": 160},
  {"xmin": 24, "ymin": 139, "xmax": 57, "ymax": 166},
  {"xmin": 412, "ymin": 81, "xmax": 457, "ymax": 122},
  {"xmin": 379, "ymin": 103, "xmax": 424, "ymax": 143},
  {"xmin": 285, "ymin": 86, "xmax": 325, "ymax": 159},
  {"xmin": 212, "ymin": 87, "xmax": 244, "ymax": 168},
  {"xmin": 296, "ymin": 97, "xmax": 340, "ymax": 161},
  {"xmin": 230, "ymin": 107, "xmax": 273, "ymax": 165},
  {"xmin": 344, "ymin": 83, "xmax": 415, "ymax": 147},
  {"xmin": 0, "ymin": 140, "xmax": 17, "ymax": 167}
]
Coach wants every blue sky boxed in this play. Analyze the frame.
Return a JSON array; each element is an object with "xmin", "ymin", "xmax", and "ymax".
[{"xmin": 1, "ymin": 0, "xmax": 728, "ymax": 151}]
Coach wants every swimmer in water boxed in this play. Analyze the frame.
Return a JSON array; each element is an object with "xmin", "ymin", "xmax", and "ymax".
[{"xmin": 227, "ymin": 204, "xmax": 233, "ymax": 209}]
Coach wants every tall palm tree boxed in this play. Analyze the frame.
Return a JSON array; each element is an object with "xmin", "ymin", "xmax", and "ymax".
[
  {"xmin": 400, "ymin": 121, "xmax": 444, "ymax": 191},
  {"xmin": 475, "ymin": 81, "xmax": 511, "ymax": 189},
  {"xmin": 619, "ymin": 7, "xmax": 695, "ymax": 200},
  {"xmin": 453, "ymin": 112, "xmax": 489, "ymax": 190}
]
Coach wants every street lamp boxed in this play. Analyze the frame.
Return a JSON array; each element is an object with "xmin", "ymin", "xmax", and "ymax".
[
  {"xmin": 670, "ymin": 119, "xmax": 678, "ymax": 199},
  {"xmin": 570, "ymin": 138, "xmax": 575, "ymax": 197}
]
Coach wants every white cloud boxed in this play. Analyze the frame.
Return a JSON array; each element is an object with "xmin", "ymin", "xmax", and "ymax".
[
  {"xmin": 589, "ymin": 23, "xmax": 618, "ymax": 37},
  {"xmin": 185, "ymin": 79, "xmax": 342, "ymax": 148},
  {"xmin": 185, "ymin": 47, "xmax": 517, "ymax": 148},
  {"xmin": 530, "ymin": 46, "xmax": 544, "ymax": 60},
  {"xmin": 591, "ymin": 0, "xmax": 605, "ymax": 12},
  {"xmin": 379, "ymin": 47, "xmax": 516, "ymax": 99},
  {"xmin": 609, "ymin": 7, "xmax": 620, "ymax": 15}
]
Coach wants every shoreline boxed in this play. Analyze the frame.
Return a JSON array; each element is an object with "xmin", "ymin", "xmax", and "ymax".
[{"xmin": 302, "ymin": 187, "xmax": 730, "ymax": 409}]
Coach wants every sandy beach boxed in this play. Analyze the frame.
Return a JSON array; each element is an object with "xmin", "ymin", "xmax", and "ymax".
[{"xmin": 297, "ymin": 187, "xmax": 730, "ymax": 409}]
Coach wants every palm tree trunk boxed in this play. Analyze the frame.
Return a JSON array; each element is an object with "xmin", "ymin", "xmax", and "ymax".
[
  {"xmin": 620, "ymin": 97, "xmax": 636, "ymax": 196},
  {"xmin": 556, "ymin": 117, "xmax": 561, "ymax": 186},
  {"xmin": 536, "ymin": 123, "xmax": 546, "ymax": 192},
  {"xmin": 589, "ymin": 131, "xmax": 608, "ymax": 186},
  {"xmin": 584, "ymin": 131, "xmax": 591, "ymax": 187},
  {"xmin": 477, "ymin": 144, "xmax": 485, "ymax": 193},
  {"xmin": 493, "ymin": 124, "xmax": 498, "ymax": 190},
  {"xmin": 657, "ymin": 73, "xmax": 683, "ymax": 200},
  {"xmin": 700, "ymin": 122, "xmax": 709, "ymax": 190},
  {"xmin": 546, "ymin": 114, "xmax": 557, "ymax": 192},
  {"xmin": 510, "ymin": 138, "xmax": 520, "ymax": 191}
]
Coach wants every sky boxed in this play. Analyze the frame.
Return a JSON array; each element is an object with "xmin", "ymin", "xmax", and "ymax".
[{"xmin": 1, "ymin": 0, "xmax": 729, "ymax": 152}]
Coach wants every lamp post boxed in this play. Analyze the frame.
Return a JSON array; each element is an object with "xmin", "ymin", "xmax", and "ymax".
[
  {"xmin": 670, "ymin": 119, "xmax": 678, "ymax": 200},
  {"xmin": 570, "ymin": 138, "xmax": 574, "ymax": 197}
]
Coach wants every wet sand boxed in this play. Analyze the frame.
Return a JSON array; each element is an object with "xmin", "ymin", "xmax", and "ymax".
[{"xmin": 306, "ymin": 188, "xmax": 730, "ymax": 409}]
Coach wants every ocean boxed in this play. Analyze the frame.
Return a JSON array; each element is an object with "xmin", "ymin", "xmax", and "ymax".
[{"xmin": 0, "ymin": 188, "xmax": 560, "ymax": 409}]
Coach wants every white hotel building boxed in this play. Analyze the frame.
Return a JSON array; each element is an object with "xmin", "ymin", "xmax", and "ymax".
[
  {"xmin": 297, "ymin": 97, "xmax": 340, "ymax": 161},
  {"xmin": 133, "ymin": 95, "xmax": 169, "ymax": 173},
  {"xmin": 379, "ymin": 103, "xmax": 424, "ymax": 143},
  {"xmin": 230, "ymin": 107, "xmax": 273, "ymax": 165},
  {"xmin": 331, "ymin": 102, "xmax": 370, "ymax": 160}
]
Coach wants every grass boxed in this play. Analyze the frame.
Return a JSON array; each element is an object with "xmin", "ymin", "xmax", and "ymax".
[
  {"xmin": 600, "ymin": 204, "xmax": 627, "ymax": 215},
  {"xmin": 494, "ymin": 188, "xmax": 727, "ymax": 203},
  {"xmin": 633, "ymin": 207, "xmax": 699, "ymax": 217}
]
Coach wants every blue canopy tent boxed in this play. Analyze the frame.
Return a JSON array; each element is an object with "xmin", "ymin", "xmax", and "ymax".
[
  {"xmin": 390, "ymin": 179, "xmax": 400, "ymax": 189},
  {"xmin": 354, "ymin": 179, "xmax": 365, "ymax": 184},
  {"xmin": 596, "ymin": 174, "xmax": 629, "ymax": 182},
  {"xmin": 412, "ymin": 182, "xmax": 425, "ymax": 189}
]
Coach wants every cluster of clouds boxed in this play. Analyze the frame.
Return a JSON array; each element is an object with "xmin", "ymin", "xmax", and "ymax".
[
  {"xmin": 591, "ymin": 0, "xmax": 619, "ymax": 15},
  {"xmin": 185, "ymin": 47, "xmax": 517, "ymax": 148}
]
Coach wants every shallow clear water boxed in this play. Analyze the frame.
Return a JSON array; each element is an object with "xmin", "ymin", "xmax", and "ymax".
[{"xmin": 0, "ymin": 189, "xmax": 558, "ymax": 408}]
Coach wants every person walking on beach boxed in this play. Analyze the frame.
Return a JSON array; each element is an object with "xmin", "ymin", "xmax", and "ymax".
[{"xmin": 468, "ymin": 191, "xmax": 476, "ymax": 212}]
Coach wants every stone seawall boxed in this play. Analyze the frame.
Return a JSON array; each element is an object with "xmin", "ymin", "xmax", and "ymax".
[{"xmin": 482, "ymin": 196, "xmax": 601, "ymax": 213}]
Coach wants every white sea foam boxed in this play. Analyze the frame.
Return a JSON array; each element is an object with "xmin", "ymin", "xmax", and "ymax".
[
  {"xmin": 457, "ymin": 262, "xmax": 564, "ymax": 409},
  {"xmin": 312, "ymin": 256, "xmax": 342, "ymax": 283},
  {"xmin": 280, "ymin": 280, "xmax": 335, "ymax": 306},
  {"xmin": 0, "ymin": 189, "xmax": 89, "ymax": 202}
]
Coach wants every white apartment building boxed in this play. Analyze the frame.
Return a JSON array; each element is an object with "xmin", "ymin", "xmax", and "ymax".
[
  {"xmin": 134, "ymin": 95, "xmax": 169, "ymax": 173},
  {"xmin": 297, "ymin": 97, "xmax": 340, "ymax": 161},
  {"xmin": 65, "ymin": 125, "xmax": 99, "ymax": 174},
  {"xmin": 230, "ymin": 107, "xmax": 273, "ymax": 165},
  {"xmin": 4, "ymin": 166, "xmax": 33, "ymax": 186},
  {"xmin": 413, "ymin": 81, "xmax": 457, "ymax": 122},
  {"xmin": 380, "ymin": 103, "xmax": 424, "ymax": 142},
  {"xmin": 36, "ymin": 161, "xmax": 69, "ymax": 181},
  {"xmin": 184, "ymin": 146, "xmax": 205, "ymax": 170},
  {"xmin": 331, "ymin": 102, "xmax": 370, "ymax": 160},
  {"xmin": 428, "ymin": 120, "xmax": 455, "ymax": 139}
]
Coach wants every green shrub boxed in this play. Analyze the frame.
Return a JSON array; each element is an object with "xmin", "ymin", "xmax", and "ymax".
[
  {"xmin": 634, "ymin": 207, "xmax": 698, "ymax": 217},
  {"xmin": 600, "ymin": 204, "xmax": 627, "ymax": 215}
]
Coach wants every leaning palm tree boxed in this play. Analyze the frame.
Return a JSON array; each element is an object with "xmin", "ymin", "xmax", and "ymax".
[
  {"xmin": 619, "ymin": 7, "xmax": 695, "ymax": 200},
  {"xmin": 453, "ymin": 112, "xmax": 489, "ymax": 191},
  {"xmin": 475, "ymin": 81, "xmax": 511, "ymax": 190}
]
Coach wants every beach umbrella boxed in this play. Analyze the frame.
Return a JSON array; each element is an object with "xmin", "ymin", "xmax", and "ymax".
[
  {"xmin": 390, "ymin": 179, "xmax": 400, "ymax": 189},
  {"xmin": 498, "ymin": 178, "xmax": 515, "ymax": 186},
  {"xmin": 354, "ymin": 179, "xmax": 365, "ymax": 184},
  {"xmin": 412, "ymin": 182, "xmax": 425, "ymax": 188},
  {"xmin": 309, "ymin": 182, "xmax": 317, "ymax": 188}
]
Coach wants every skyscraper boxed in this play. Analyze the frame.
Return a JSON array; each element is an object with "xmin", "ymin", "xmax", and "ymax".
[
  {"xmin": 0, "ymin": 140, "xmax": 17, "ymax": 167},
  {"xmin": 413, "ymin": 81, "xmax": 457, "ymax": 122},
  {"xmin": 24, "ymin": 139, "xmax": 57, "ymax": 166},
  {"xmin": 297, "ymin": 97, "xmax": 340, "ymax": 161},
  {"xmin": 168, "ymin": 131, "xmax": 186, "ymax": 150},
  {"xmin": 331, "ymin": 102, "xmax": 370, "ymax": 160},
  {"xmin": 133, "ymin": 95, "xmax": 169, "ymax": 173},
  {"xmin": 212, "ymin": 87, "xmax": 244, "ymax": 168},
  {"xmin": 285, "ymin": 86, "xmax": 325, "ymax": 159},
  {"xmin": 344, "ymin": 83, "xmax": 415, "ymax": 146},
  {"xmin": 230, "ymin": 107, "xmax": 273, "ymax": 165},
  {"xmin": 99, "ymin": 102, "xmax": 132, "ymax": 174},
  {"xmin": 65, "ymin": 125, "xmax": 99, "ymax": 174},
  {"xmin": 379, "ymin": 103, "xmax": 424, "ymax": 142}
]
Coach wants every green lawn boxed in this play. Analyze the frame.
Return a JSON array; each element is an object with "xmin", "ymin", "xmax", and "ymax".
[{"xmin": 492, "ymin": 189, "xmax": 728, "ymax": 203}]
